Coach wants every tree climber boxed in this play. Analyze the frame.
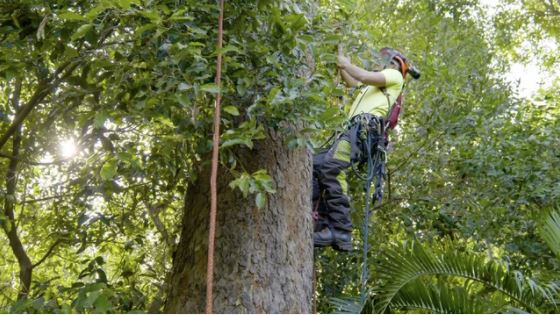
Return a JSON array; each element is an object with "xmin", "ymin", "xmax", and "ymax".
[{"xmin": 312, "ymin": 47, "xmax": 420, "ymax": 251}]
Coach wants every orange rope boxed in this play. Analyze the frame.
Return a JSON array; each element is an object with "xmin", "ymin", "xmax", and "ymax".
[{"xmin": 206, "ymin": 0, "xmax": 224, "ymax": 313}]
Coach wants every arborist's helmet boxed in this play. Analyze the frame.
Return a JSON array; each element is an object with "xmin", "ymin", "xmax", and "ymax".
[{"xmin": 380, "ymin": 47, "xmax": 421, "ymax": 80}]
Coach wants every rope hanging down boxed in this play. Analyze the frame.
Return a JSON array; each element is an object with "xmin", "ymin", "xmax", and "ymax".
[
  {"xmin": 355, "ymin": 120, "xmax": 386, "ymax": 306},
  {"xmin": 206, "ymin": 0, "xmax": 225, "ymax": 313}
]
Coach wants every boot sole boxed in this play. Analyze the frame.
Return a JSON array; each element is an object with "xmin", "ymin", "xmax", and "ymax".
[
  {"xmin": 314, "ymin": 239, "xmax": 333, "ymax": 247},
  {"xmin": 333, "ymin": 241, "xmax": 353, "ymax": 252}
]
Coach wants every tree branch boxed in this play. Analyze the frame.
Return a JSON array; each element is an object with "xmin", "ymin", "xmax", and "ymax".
[
  {"xmin": 1, "ymin": 79, "xmax": 33, "ymax": 299},
  {"xmin": 0, "ymin": 21, "xmax": 119, "ymax": 153},
  {"xmin": 31, "ymin": 239, "xmax": 63, "ymax": 269},
  {"xmin": 0, "ymin": 152, "xmax": 72, "ymax": 166},
  {"xmin": 389, "ymin": 128, "xmax": 447, "ymax": 176},
  {"xmin": 0, "ymin": 59, "xmax": 82, "ymax": 152},
  {"xmin": 143, "ymin": 199, "xmax": 173, "ymax": 248},
  {"xmin": 18, "ymin": 192, "xmax": 75, "ymax": 205},
  {"xmin": 20, "ymin": 183, "xmax": 150, "ymax": 205}
]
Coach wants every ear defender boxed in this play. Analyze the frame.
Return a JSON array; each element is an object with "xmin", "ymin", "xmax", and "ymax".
[
  {"xmin": 393, "ymin": 56, "xmax": 408, "ymax": 78},
  {"xmin": 407, "ymin": 65, "xmax": 421, "ymax": 79},
  {"xmin": 379, "ymin": 47, "xmax": 420, "ymax": 80}
]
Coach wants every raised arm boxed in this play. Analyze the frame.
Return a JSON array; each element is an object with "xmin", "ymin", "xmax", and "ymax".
[
  {"xmin": 339, "ymin": 68, "xmax": 360, "ymax": 87},
  {"xmin": 337, "ymin": 54, "xmax": 387, "ymax": 87}
]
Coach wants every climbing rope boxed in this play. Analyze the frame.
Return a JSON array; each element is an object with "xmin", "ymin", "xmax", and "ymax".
[
  {"xmin": 206, "ymin": 0, "xmax": 224, "ymax": 313},
  {"xmin": 357, "ymin": 121, "xmax": 386, "ymax": 306}
]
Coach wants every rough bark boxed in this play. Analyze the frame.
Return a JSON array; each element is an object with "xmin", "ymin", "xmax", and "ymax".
[{"xmin": 165, "ymin": 129, "xmax": 313, "ymax": 313}]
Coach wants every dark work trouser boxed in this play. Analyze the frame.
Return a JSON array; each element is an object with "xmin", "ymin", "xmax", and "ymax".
[
  {"xmin": 312, "ymin": 132, "xmax": 355, "ymax": 232},
  {"xmin": 313, "ymin": 113, "xmax": 385, "ymax": 233}
]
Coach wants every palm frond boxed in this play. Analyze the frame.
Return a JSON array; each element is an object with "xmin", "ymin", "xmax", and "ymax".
[
  {"xmin": 374, "ymin": 240, "xmax": 558, "ymax": 313},
  {"xmin": 538, "ymin": 209, "xmax": 560, "ymax": 259},
  {"xmin": 390, "ymin": 278, "xmax": 487, "ymax": 314}
]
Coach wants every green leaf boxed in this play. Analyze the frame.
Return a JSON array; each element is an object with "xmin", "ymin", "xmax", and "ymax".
[
  {"xmin": 200, "ymin": 83, "xmax": 220, "ymax": 94},
  {"xmin": 157, "ymin": 116, "xmax": 175, "ymax": 128},
  {"xmin": 94, "ymin": 292, "xmax": 112, "ymax": 313},
  {"xmin": 223, "ymin": 106, "xmax": 240, "ymax": 116},
  {"xmin": 267, "ymin": 86, "xmax": 281, "ymax": 103},
  {"xmin": 221, "ymin": 138, "xmax": 253, "ymax": 149},
  {"xmin": 71, "ymin": 24, "xmax": 93, "ymax": 41},
  {"xmin": 115, "ymin": 0, "xmax": 139, "ymax": 9},
  {"xmin": 286, "ymin": 13, "xmax": 308, "ymax": 32},
  {"xmin": 229, "ymin": 173, "xmax": 251, "ymax": 197},
  {"xmin": 94, "ymin": 112, "xmax": 107, "ymax": 128},
  {"xmin": 178, "ymin": 82, "xmax": 190, "ymax": 91},
  {"xmin": 59, "ymin": 11, "xmax": 85, "ymax": 21},
  {"xmin": 217, "ymin": 44, "xmax": 243, "ymax": 55},
  {"xmin": 95, "ymin": 256, "xmax": 105, "ymax": 265},
  {"xmin": 169, "ymin": 9, "xmax": 194, "ymax": 21},
  {"xmin": 84, "ymin": 5, "xmax": 107, "ymax": 20},
  {"xmin": 253, "ymin": 170, "xmax": 276, "ymax": 193},
  {"xmin": 100, "ymin": 159, "xmax": 118, "ymax": 180},
  {"xmin": 71, "ymin": 282, "xmax": 85, "ymax": 288},
  {"xmin": 84, "ymin": 282, "xmax": 106, "ymax": 293},
  {"xmin": 141, "ymin": 10, "xmax": 161, "ymax": 24},
  {"xmin": 96, "ymin": 269, "xmax": 108, "ymax": 283},
  {"xmin": 176, "ymin": 94, "xmax": 190, "ymax": 107},
  {"xmin": 255, "ymin": 193, "xmax": 266, "ymax": 209},
  {"xmin": 84, "ymin": 290, "xmax": 101, "ymax": 308}
]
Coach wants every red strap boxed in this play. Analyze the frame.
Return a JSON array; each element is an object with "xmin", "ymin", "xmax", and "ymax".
[{"xmin": 387, "ymin": 94, "xmax": 403, "ymax": 129}]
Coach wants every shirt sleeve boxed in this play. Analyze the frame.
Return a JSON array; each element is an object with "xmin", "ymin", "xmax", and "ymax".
[{"xmin": 381, "ymin": 69, "xmax": 404, "ymax": 87}]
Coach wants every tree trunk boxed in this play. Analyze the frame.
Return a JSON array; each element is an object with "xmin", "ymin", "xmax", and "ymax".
[
  {"xmin": 2, "ymin": 79, "xmax": 33, "ymax": 299},
  {"xmin": 165, "ymin": 129, "xmax": 313, "ymax": 313}
]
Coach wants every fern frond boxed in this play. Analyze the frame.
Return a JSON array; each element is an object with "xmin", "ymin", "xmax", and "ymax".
[{"xmin": 374, "ymin": 240, "xmax": 557, "ymax": 313}]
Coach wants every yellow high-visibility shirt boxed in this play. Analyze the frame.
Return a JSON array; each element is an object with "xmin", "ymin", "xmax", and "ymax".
[{"xmin": 346, "ymin": 69, "xmax": 404, "ymax": 118}]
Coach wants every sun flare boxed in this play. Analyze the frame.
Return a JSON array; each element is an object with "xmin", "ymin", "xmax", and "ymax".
[{"xmin": 59, "ymin": 138, "xmax": 78, "ymax": 158}]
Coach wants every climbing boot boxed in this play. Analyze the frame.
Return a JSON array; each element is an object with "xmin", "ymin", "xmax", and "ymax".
[{"xmin": 313, "ymin": 227, "xmax": 353, "ymax": 252}]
